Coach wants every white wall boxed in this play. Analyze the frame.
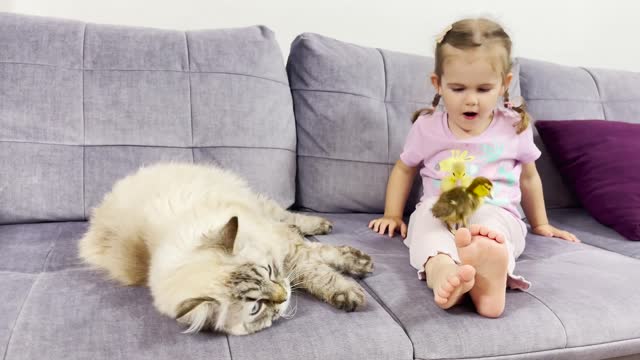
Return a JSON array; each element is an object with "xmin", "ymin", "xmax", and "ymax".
[{"xmin": 2, "ymin": 0, "xmax": 639, "ymax": 72}]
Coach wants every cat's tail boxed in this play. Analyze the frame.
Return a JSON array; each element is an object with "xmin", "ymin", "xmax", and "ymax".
[{"xmin": 78, "ymin": 222, "xmax": 150, "ymax": 286}]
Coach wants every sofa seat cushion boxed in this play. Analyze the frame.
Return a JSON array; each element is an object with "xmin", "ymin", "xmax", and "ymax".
[
  {"xmin": 314, "ymin": 213, "xmax": 640, "ymax": 360},
  {"xmin": 0, "ymin": 222, "xmax": 88, "ymax": 274},
  {"xmin": 0, "ymin": 272, "xmax": 37, "ymax": 359},
  {"xmin": 0, "ymin": 222, "xmax": 413, "ymax": 360},
  {"xmin": 546, "ymin": 207, "xmax": 640, "ymax": 260}
]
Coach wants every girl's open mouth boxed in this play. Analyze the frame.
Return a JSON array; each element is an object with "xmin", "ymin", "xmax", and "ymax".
[{"xmin": 463, "ymin": 112, "xmax": 478, "ymax": 120}]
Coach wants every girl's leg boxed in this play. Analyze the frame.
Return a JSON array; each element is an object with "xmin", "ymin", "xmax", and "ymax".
[
  {"xmin": 425, "ymin": 250, "xmax": 476, "ymax": 309},
  {"xmin": 456, "ymin": 225, "xmax": 509, "ymax": 318},
  {"xmin": 458, "ymin": 204, "xmax": 525, "ymax": 318},
  {"xmin": 405, "ymin": 199, "xmax": 476, "ymax": 309}
]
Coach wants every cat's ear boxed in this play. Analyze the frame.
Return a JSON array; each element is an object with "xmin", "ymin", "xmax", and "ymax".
[
  {"xmin": 176, "ymin": 296, "xmax": 220, "ymax": 333},
  {"xmin": 201, "ymin": 216, "xmax": 239, "ymax": 253}
]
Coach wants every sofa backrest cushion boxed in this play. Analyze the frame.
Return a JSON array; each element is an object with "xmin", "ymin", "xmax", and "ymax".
[{"xmin": 0, "ymin": 12, "xmax": 296, "ymax": 224}]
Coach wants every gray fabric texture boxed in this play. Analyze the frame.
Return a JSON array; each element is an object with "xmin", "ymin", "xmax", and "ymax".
[
  {"xmin": 4, "ymin": 269, "xmax": 234, "ymax": 360},
  {"xmin": 519, "ymin": 58, "xmax": 640, "ymax": 209},
  {"xmin": 0, "ymin": 272, "xmax": 37, "ymax": 360},
  {"xmin": 227, "ymin": 291, "xmax": 413, "ymax": 360},
  {"xmin": 546, "ymin": 208, "xmax": 640, "ymax": 260},
  {"xmin": 1, "ymin": 219, "xmax": 637, "ymax": 360},
  {"xmin": 314, "ymin": 213, "xmax": 640, "ymax": 360},
  {"xmin": 287, "ymin": 32, "xmax": 521, "ymax": 213},
  {"xmin": 517, "ymin": 236, "xmax": 640, "ymax": 348},
  {"xmin": 0, "ymin": 220, "xmax": 412, "ymax": 360},
  {"xmin": 3, "ymin": 11, "xmax": 640, "ymax": 360},
  {"xmin": 0, "ymin": 222, "xmax": 86, "ymax": 273},
  {"xmin": 0, "ymin": 12, "xmax": 296, "ymax": 224}
]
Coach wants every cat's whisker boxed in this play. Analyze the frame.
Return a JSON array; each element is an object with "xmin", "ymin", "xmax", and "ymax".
[
  {"xmin": 287, "ymin": 269, "xmax": 316, "ymax": 281},
  {"xmin": 283, "ymin": 307, "xmax": 297, "ymax": 319},
  {"xmin": 290, "ymin": 281, "xmax": 307, "ymax": 289},
  {"xmin": 282, "ymin": 295, "xmax": 298, "ymax": 319},
  {"xmin": 289, "ymin": 275, "xmax": 308, "ymax": 283},
  {"xmin": 288, "ymin": 269, "xmax": 303, "ymax": 279}
]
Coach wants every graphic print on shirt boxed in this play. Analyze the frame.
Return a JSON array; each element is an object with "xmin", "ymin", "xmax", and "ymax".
[
  {"xmin": 480, "ymin": 144, "xmax": 505, "ymax": 163},
  {"xmin": 435, "ymin": 150, "xmax": 475, "ymax": 192},
  {"xmin": 433, "ymin": 147, "xmax": 515, "ymax": 207},
  {"xmin": 483, "ymin": 164, "xmax": 517, "ymax": 206}
]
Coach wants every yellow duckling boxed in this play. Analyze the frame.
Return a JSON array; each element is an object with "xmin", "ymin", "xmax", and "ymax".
[
  {"xmin": 431, "ymin": 177, "xmax": 494, "ymax": 233},
  {"xmin": 440, "ymin": 160, "xmax": 473, "ymax": 192}
]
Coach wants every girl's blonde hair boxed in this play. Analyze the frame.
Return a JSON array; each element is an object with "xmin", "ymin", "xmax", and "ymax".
[{"xmin": 412, "ymin": 18, "xmax": 530, "ymax": 134}]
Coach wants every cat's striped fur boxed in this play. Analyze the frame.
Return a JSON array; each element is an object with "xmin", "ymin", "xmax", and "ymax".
[{"xmin": 78, "ymin": 163, "xmax": 373, "ymax": 335}]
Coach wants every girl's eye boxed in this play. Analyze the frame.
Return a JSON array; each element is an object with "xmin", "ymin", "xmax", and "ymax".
[
  {"xmin": 478, "ymin": 88, "xmax": 491, "ymax": 93},
  {"xmin": 452, "ymin": 88, "xmax": 464, "ymax": 92},
  {"xmin": 250, "ymin": 301, "xmax": 263, "ymax": 316}
]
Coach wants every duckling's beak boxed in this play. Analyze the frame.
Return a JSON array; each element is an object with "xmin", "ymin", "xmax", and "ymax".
[{"xmin": 487, "ymin": 193, "xmax": 493, "ymax": 199}]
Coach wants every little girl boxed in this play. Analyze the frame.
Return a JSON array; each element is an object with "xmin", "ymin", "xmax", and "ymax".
[{"xmin": 369, "ymin": 18, "xmax": 579, "ymax": 318}]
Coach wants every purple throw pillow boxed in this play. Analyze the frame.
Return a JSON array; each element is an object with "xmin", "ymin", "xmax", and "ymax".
[{"xmin": 535, "ymin": 120, "xmax": 640, "ymax": 241}]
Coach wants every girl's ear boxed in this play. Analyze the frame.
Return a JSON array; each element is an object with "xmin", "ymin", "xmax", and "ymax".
[
  {"xmin": 503, "ymin": 72, "xmax": 514, "ymax": 94},
  {"xmin": 430, "ymin": 73, "xmax": 441, "ymax": 94}
]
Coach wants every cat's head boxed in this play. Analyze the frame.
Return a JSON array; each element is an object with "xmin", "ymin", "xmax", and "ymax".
[{"xmin": 173, "ymin": 217, "xmax": 293, "ymax": 335}]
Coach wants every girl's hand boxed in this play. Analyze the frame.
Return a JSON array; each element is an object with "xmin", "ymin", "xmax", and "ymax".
[
  {"xmin": 369, "ymin": 216, "xmax": 407, "ymax": 238},
  {"xmin": 532, "ymin": 224, "xmax": 580, "ymax": 243}
]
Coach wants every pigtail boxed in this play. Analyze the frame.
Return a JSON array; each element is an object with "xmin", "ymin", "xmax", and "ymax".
[
  {"xmin": 504, "ymin": 90, "xmax": 530, "ymax": 134},
  {"xmin": 411, "ymin": 93, "xmax": 441, "ymax": 123}
]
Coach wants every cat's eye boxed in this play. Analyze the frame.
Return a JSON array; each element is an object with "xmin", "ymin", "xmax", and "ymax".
[
  {"xmin": 261, "ymin": 265, "xmax": 272, "ymax": 278},
  {"xmin": 250, "ymin": 301, "xmax": 263, "ymax": 316}
]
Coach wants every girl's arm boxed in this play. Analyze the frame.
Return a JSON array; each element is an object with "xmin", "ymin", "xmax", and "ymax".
[
  {"xmin": 368, "ymin": 160, "xmax": 418, "ymax": 238},
  {"xmin": 520, "ymin": 163, "xmax": 580, "ymax": 242}
]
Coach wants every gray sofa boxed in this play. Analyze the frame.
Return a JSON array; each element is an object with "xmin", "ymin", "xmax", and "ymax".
[{"xmin": 1, "ymin": 12, "xmax": 639, "ymax": 360}]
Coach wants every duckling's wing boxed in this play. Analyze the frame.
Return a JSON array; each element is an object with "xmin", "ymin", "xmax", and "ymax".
[
  {"xmin": 431, "ymin": 199, "xmax": 454, "ymax": 218},
  {"xmin": 431, "ymin": 189, "xmax": 464, "ymax": 218}
]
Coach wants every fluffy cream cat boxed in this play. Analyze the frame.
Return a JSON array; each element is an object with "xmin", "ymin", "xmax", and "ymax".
[{"xmin": 78, "ymin": 162, "xmax": 373, "ymax": 335}]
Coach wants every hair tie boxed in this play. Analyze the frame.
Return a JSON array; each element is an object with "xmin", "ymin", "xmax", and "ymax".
[{"xmin": 504, "ymin": 95, "xmax": 523, "ymax": 109}]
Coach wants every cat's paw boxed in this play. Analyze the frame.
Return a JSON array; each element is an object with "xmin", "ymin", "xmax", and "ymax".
[
  {"xmin": 329, "ymin": 283, "xmax": 366, "ymax": 312},
  {"xmin": 339, "ymin": 246, "xmax": 374, "ymax": 277},
  {"xmin": 295, "ymin": 215, "xmax": 333, "ymax": 235}
]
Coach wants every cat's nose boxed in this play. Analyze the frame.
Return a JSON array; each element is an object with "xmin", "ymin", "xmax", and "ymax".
[{"xmin": 271, "ymin": 284, "xmax": 288, "ymax": 304}]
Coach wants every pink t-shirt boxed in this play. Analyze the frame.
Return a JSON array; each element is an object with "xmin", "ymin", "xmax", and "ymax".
[{"xmin": 400, "ymin": 109, "xmax": 541, "ymax": 219}]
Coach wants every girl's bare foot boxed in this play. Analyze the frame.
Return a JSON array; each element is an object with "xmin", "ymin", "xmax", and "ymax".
[
  {"xmin": 426, "ymin": 251, "xmax": 476, "ymax": 310},
  {"xmin": 455, "ymin": 226, "xmax": 509, "ymax": 318}
]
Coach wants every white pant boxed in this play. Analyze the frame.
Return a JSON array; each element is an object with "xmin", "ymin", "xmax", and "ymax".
[{"xmin": 403, "ymin": 197, "xmax": 530, "ymax": 290}]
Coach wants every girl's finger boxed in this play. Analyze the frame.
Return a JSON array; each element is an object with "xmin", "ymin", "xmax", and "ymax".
[
  {"xmin": 560, "ymin": 231, "xmax": 576, "ymax": 242},
  {"xmin": 388, "ymin": 224, "xmax": 396, "ymax": 237}
]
